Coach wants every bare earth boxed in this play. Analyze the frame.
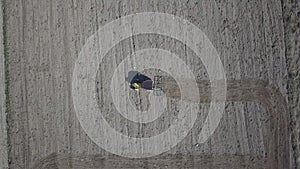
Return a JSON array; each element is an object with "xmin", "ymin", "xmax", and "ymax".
[
  {"xmin": 3, "ymin": 0, "xmax": 299, "ymax": 169},
  {"xmin": 0, "ymin": 0, "xmax": 8, "ymax": 168},
  {"xmin": 281, "ymin": 1, "xmax": 300, "ymax": 168}
]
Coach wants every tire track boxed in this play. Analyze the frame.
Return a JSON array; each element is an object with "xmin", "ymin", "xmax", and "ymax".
[
  {"xmin": 163, "ymin": 78, "xmax": 289, "ymax": 169},
  {"xmin": 32, "ymin": 79, "xmax": 289, "ymax": 169},
  {"xmin": 33, "ymin": 153, "xmax": 268, "ymax": 169}
]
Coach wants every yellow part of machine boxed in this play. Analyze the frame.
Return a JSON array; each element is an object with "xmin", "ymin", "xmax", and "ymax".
[{"xmin": 132, "ymin": 83, "xmax": 141, "ymax": 88}]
